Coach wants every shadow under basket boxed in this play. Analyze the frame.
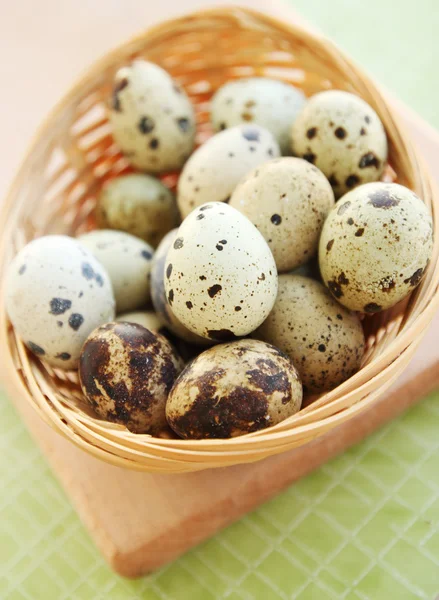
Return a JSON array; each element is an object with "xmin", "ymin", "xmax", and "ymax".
[{"xmin": 1, "ymin": 6, "xmax": 439, "ymax": 473}]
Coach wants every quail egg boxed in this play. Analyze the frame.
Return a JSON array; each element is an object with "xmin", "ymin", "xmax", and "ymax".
[
  {"xmin": 96, "ymin": 174, "xmax": 178, "ymax": 247},
  {"xmin": 78, "ymin": 229, "xmax": 153, "ymax": 313},
  {"xmin": 255, "ymin": 275, "xmax": 365, "ymax": 393},
  {"xmin": 292, "ymin": 90, "xmax": 388, "ymax": 197},
  {"xmin": 109, "ymin": 60, "xmax": 196, "ymax": 172},
  {"xmin": 5, "ymin": 235, "xmax": 115, "ymax": 369},
  {"xmin": 79, "ymin": 322, "xmax": 183, "ymax": 434},
  {"xmin": 230, "ymin": 157, "xmax": 334, "ymax": 272},
  {"xmin": 151, "ymin": 228, "xmax": 211, "ymax": 345},
  {"xmin": 319, "ymin": 182, "xmax": 433, "ymax": 313},
  {"xmin": 116, "ymin": 310, "xmax": 164, "ymax": 332},
  {"xmin": 166, "ymin": 339, "xmax": 302, "ymax": 439},
  {"xmin": 211, "ymin": 77, "xmax": 306, "ymax": 154},
  {"xmin": 177, "ymin": 124, "xmax": 280, "ymax": 218},
  {"xmin": 164, "ymin": 202, "xmax": 278, "ymax": 340}
]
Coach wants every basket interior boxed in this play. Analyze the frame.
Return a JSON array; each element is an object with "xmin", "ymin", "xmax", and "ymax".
[{"xmin": 1, "ymin": 8, "xmax": 437, "ymax": 468}]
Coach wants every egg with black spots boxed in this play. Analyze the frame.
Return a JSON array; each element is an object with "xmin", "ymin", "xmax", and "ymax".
[
  {"xmin": 164, "ymin": 202, "xmax": 278, "ymax": 340},
  {"xmin": 211, "ymin": 77, "xmax": 306, "ymax": 154},
  {"xmin": 79, "ymin": 322, "xmax": 183, "ymax": 434},
  {"xmin": 166, "ymin": 339, "xmax": 302, "ymax": 439},
  {"xmin": 177, "ymin": 124, "xmax": 280, "ymax": 218},
  {"xmin": 150, "ymin": 229, "xmax": 212, "ymax": 346},
  {"xmin": 78, "ymin": 230, "xmax": 153, "ymax": 313},
  {"xmin": 255, "ymin": 275, "xmax": 365, "ymax": 393},
  {"xmin": 96, "ymin": 174, "xmax": 178, "ymax": 247},
  {"xmin": 5, "ymin": 235, "xmax": 115, "ymax": 369},
  {"xmin": 292, "ymin": 90, "xmax": 388, "ymax": 198},
  {"xmin": 109, "ymin": 60, "xmax": 195, "ymax": 173},
  {"xmin": 319, "ymin": 182, "xmax": 433, "ymax": 312},
  {"xmin": 230, "ymin": 157, "xmax": 334, "ymax": 272}
]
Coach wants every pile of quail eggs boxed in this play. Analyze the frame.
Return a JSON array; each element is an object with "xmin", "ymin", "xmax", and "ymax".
[{"xmin": 6, "ymin": 60, "xmax": 433, "ymax": 440}]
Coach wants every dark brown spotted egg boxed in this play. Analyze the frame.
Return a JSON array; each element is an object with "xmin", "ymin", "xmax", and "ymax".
[
  {"xmin": 211, "ymin": 77, "xmax": 306, "ymax": 154},
  {"xmin": 96, "ymin": 174, "xmax": 178, "ymax": 247},
  {"xmin": 166, "ymin": 339, "xmax": 302, "ymax": 439},
  {"xmin": 109, "ymin": 60, "xmax": 195, "ymax": 173},
  {"xmin": 151, "ymin": 229, "xmax": 212, "ymax": 346},
  {"xmin": 79, "ymin": 322, "xmax": 183, "ymax": 434},
  {"xmin": 230, "ymin": 157, "xmax": 334, "ymax": 272},
  {"xmin": 319, "ymin": 182, "xmax": 433, "ymax": 313},
  {"xmin": 164, "ymin": 202, "xmax": 278, "ymax": 341},
  {"xmin": 5, "ymin": 235, "xmax": 115, "ymax": 369},
  {"xmin": 177, "ymin": 125, "xmax": 280, "ymax": 218},
  {"xmin": 292, "ymin": 90, "xmax": 388, "ymax": 198},
  {"xmin": 255, "ymin": 275, "xmax": 365, "ymax": 393}
]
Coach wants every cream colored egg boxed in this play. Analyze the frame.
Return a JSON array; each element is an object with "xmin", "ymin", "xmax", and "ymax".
[
  {"xmin": 166, "ymin": 339, "xmax": 302, "ymax": 439},
  {"xmin": 5, "ymin": 235, "xmax": 115, "ymax": 369},
  {"xmin": 230, "ymin": 157, "xmax": 334, "ymax": 272},
  {"xmin": 177, "ymin": 125, "xmax": 280, "ymax": 218},
  {"xmin": 164, "ymin": 202, "xmax": 278, "ymax": 340},
  {"xmin": 96, "ymin": 174, "xmax": 178, "ymax": 247},
  {"xmin": 292, "ymin": 90, "xmax": 388, "ymax": 198},
  {"xmin": 116, "ymin": 310, "xmax": 163, "ymax": 332},
  {"xmin": 108, "ymin": 60, "xmax": 195, "ymax": 172},
  {"xmin": 211, "ymin": 78, "xmax": 306, "ymax": 154},
  {"xmin": 319, "ymin": 182, "xmax": 433, "ymax": 313},
  {"xmin": 150, "ymin": 229, "xmax": 212, "ymax": 346},
  {"xmin": 255, "ymin": 275, "xmax": 365, "ymax": 393},
  {"xmin": 78, "ymin": 229, "xmax": 153, "ymax": 313}
]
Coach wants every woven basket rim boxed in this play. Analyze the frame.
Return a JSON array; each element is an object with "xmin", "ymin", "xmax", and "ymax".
[{"xmin": 1, "ymin": 5, "xmax": 439, "ymax": 472}]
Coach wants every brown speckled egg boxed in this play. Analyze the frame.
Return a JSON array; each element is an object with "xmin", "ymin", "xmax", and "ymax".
[
  {"xmin": 292, "ymin": 90, "xmax": 388, "ymax": 198},
  {"xmin": 79, "ymin": 322, "xmax": 183, "ymax": 434},
  {"xmin": 230, "ymin": 157, "xmax": 334, "ymax": 272},
  {"xmin": 255, "ymin": 275, "xmax": 365, "ymax": 393},
  {"xmin": 108, "ymin": 60, "xmax": 195, "ymax": 173},
  {"xmin": 166, "ymin": 339, "xmax": 302, "ymax": 439},
  {"xmin": 319, "ymin": 182, "xmax": 433, "ymax": 313},
  {"xmin": 150, "ymin": 229, "xmax": 212, "ymax": 346}
]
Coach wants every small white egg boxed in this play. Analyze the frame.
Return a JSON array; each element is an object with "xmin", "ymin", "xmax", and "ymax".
[
  {"xmin": 211, "ymin": 77, "xmax": 306, "ymax": 154},
  {"xmin": 78, "ymin": 230, "xmax": 153, "ymax": 313},
  {"xmin": 177, "ymin": 125, "xmax": 280, "ymax": 218},
  {"xmin": 5, "ymin": 235, "xmax": 115, "ymax": 369},
  {"xmin": 116, "ymin": 310, "xmax": 163, "ymax": 333},
  {"xmin": 109, "ymin": 60, "xmax": 196, "ymax": 172},
  {"xmin": 164, "ymin": 202, "xmax": 278, "ymax": 340}
]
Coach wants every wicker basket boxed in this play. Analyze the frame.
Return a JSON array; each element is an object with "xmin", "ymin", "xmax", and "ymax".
[{"xmin": 1, "ymin": 6, "xmax": 438, "ymax": 473}]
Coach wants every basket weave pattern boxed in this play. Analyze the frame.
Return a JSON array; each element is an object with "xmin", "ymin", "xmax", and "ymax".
[{"xmin": 1, "ymin": 7, "xmax": 438, "ymax": 472}]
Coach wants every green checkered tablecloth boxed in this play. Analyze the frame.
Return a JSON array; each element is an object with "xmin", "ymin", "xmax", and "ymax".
[{"xmin": 1, "ymin": 1, "xmax": 439, "ymax": 598}]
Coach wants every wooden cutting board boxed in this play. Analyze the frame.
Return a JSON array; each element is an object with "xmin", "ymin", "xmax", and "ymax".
[{"xmin": 3, "ymin": 0, "xmax": 439, "ymax": 579}]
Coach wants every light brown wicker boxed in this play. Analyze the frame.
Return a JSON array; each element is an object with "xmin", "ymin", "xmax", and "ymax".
[{"xmin": 1, "ymin": 6, "xmax": 438, "ymax": 473}]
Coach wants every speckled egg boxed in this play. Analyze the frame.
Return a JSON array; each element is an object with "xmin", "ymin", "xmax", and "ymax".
[
  {"xmin": 78, "ymin": 230, "xmax": 153, "ymax": 313},
  {"xmin": 96, "ymin": 174, "xmax": 178, "ymax": 247},
  {"xmin": 319, "ymin": 182, "xmax": 433, "ymax": 313},
  {"xmin": 211, "ymin": 78, "xmax": 306, "ymax": 154},
  {"xmin": 79, "ymin": 322, "xmax": 183, "ymax": 434},
  {"xmin": 291, "ymin": 90, "xmax": 388, "ymax": 198},
  {"xmin": 166, "ymin": 339, "xmax": 302, "ymax": 439},
  {"xmin": 5, "ymin": 235, "xmax": 115, "ymax": 369},
  {"xmin": 116, "ymin": 310, "xmax": 164, "ymax": 333},
  {"xmin": 164, "ymin": 202, "xmax": 278, "ymax": 340},
  {"xmin": 108, "ymin": 60, "xmax": 195, "ymax": 172},
  {"xmin": 230, "ymin": 157, "xmax": 334, "ymax": 272},
  {"xmin": 255, "ymin": 275, "xmax": 365, "ymax": 393},
  {"xmin": 151, "ymin": 229, "xmax": 212, "ymax": 346},
  {"xmin": 177, "ymin": 125, "xmax": 280, "ymax": 218}
]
